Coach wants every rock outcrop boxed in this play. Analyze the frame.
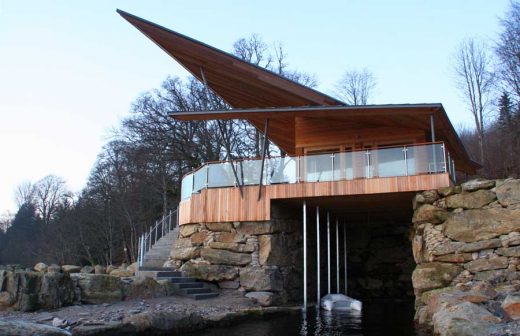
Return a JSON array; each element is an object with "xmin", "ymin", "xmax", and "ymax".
[{"xmin": 412, "ymin": 178, "xmax": 520, "ymax": 334}]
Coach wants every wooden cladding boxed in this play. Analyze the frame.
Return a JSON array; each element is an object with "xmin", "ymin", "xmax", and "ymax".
[{"xmin": 179, "ymin": 173, "xmax": 451, "ymax": 225}]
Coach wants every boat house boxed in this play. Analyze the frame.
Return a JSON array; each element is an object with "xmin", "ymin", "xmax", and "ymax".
[{"xmin": 119, "ymin": 10, "xmax": 479, "ymax": 306}]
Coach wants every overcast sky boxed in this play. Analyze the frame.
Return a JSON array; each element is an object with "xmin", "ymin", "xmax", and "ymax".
[{"xmin": 0, "ymin": 0, "xmax": 511, "ymax": 216}]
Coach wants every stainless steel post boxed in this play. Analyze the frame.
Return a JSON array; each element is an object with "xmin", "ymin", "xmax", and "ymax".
[
  {"xmin": 316, "ymin": 206, "xmax": 320, "ymax": 307},
  {"xmin": 303, "ymin": 200, "xmax": 307, "ymax": 311},
  {"xmin": 336, "ymin": 218, "xmax": 339, "ymax": 292},
  {"xmin": 327, "ymin": 211, "xmax": 331, "ymax": 294},
  {"xmin": 344, "ymin": 222, "xmax": 347, "ymax": 294}
]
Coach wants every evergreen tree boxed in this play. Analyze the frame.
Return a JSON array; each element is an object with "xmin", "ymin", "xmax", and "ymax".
[{"xmin": 497, "ymin": 91, "xmax": 513, "ymax": 130}]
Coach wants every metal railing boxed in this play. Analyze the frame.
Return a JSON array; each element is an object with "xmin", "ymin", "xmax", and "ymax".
[
  {"xmin": 181, "ymin": 142, "xmax": 454, "ymax": 201},
  {"xmin": 137, "ymin": 207, "xmax": 179, "ymax": 268}
]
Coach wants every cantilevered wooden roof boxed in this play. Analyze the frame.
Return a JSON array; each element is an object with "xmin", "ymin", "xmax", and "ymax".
[
  {"xmin": 171, "ymin": 104, "xmax": 480, "ymax": 174},
  {"xmin": 117, "ymin": 9, "xmax": 343, "ymax": 108},
  {"xmin": 118, "ymin": 10, "xmax": 479, "ymax": 174}
]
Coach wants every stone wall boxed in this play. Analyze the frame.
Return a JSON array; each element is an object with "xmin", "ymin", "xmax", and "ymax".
[
  {"xmin": 166, "ymin": 207, "xmax": 303, "ymax": 304},
  {"xmin": 411, "ymin": 178, "xmax": 520, "ymax": 334}
]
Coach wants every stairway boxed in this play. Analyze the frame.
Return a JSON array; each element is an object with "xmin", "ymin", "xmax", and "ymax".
[
  {"xmin": 141, "ymin": 228, "xmax": 179, "ymax": 268},
  {"xmin": 137, "ymin": 267, "xmax": 219, "ymax": 300}
]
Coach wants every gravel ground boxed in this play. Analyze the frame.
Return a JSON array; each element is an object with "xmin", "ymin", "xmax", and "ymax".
[{"xmin": 0, "ymin": 291, "xmax": 299, "ymax": 335}]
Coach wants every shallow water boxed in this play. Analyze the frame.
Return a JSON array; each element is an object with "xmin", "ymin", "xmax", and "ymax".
[{"xmin": 193, "ymin": 300, "xmax": 418, "ymax": 336}]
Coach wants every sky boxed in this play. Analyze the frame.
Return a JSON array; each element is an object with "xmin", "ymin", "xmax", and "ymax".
[{"xmin": 0, "ymin": 0, "xmax": 511, "ymax": 215}]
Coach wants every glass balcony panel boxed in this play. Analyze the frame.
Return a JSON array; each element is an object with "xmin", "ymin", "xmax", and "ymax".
[
  {"xmin": 237, "ymin": 159, "xmax": 263, "ymax": 185},
  {"xmin": 304, "ymin": 153, "xmax": 333, "ymax": 182},
  {"xmin": 352, "ymin": 151, "xmax": 369, "ymax": 179},
  {"xmin": 373, "ymin": 147, "xmax": 406, "ymax": 178},
  {"xmin": 333, "ymin": 152, "xmax": 354, "ymax": 180},
  {"xmin": 268, "ymin": 156, "xmax": 297, "ymax": 184},
  {"xmin": 181, "ymin": 173, "xmax": 193, "ymax": 200},
  {"xmin": 208, "ymin": 162, "xmax": 236, "ymax": 188},
  {"xmin": 193, "ymin": 165, "xmax": 207, "ymax": 193},
  {"xmin": 407, "ymin": 144, "xmax": 446, "ymax": 175}
]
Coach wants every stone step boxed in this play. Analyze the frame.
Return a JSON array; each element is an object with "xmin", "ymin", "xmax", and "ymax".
[
  {"xmin": 192, "ymin": 293, "xmax": 219, "ymax": 300},
  {"xmin": 182, "ymin": 288, "xmax": 212, "ymax": 295},
  {"xmin": 176, "ymin": 282, "xmax": 204, "ymax": 289},
  {"xmin": 162, "ymin": 276, "xmax": 198, "ymax": 283}
]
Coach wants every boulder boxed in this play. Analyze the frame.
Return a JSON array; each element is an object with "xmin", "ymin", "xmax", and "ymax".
[
  {"xmin": 94, "ymin": 265, "xmax": 106, "ymax": 274},
  {"xmin": 123, "ymin": 278, "xmax": 166, "ymax": 300},
  {"xmin": 502, "ymin": 295, "xmax": 520, "ymax": 319},
  {"xmin": 422, "ymin": 190, "xmax": 440, "ymax": 204},
  {"xmin": 218, "ymin": 280, "xmax": 240, "ymax": 289},
  {"xmin": 61, "ymin": 265, "xmax": 81, "ymax": 274},
  {"xmin": 106, "ymin": 265, "xmax": 117, "ymax": 274},
  {"xmin": 38, "ymin": 272, "xmax": 75, "ymax": 309},
  {"xmin": 6, "ymin": 271, "xmax": 42, "ymax": 312},
  {"xmin": 71, "ymin": 274, "xmax": 122, "ymax": 304},
  {"xmin": 214, "ymin": 232, "xmax": 247, "ymax": 243},
  {"xmin": 190, "ymin": 231, "xmax": 209, "ymax": 245},
  {"xmin": 239, "ymin": 267, "xmax": 283, "ymax": 291},
  {"xmin": 34, "ymin": 262, "xmax": 48, "ymax": 273},
  {"xmin": 179, "ymin": 223, "xmax": 199, "ymax": 237},
  {"xmin": 443, "ymin": 208, "xmax": 520, "ymax": 242},
  {"xmin": 445, "ymin": 189, "xmax": 496, "ymax": 209},
  {"xmin": 110, "ymin": 269, "xmax": 134, "ymax": 277},
  {"xmin": 201, "ymin": 248, "xmax": 251, "ymax": 266},
  {"xmin": 438, "ymin": 186, "xmax": 461, "ymax": 197},
  {"xmin": 411, "ymin": 262, "xmax": 462, "ymax": 292},
  {"xmin": 496, "ymin": 179, "xmax": 520, "ymax": 207},
  {"xmin": 127, "ymin": 262, "xmax": 138, "ymax": 274},
  {"xmin": 170, "ymin": 246, "xmax": 201, "ymax": 261},
  {"xmin": 0, "ymin": 320, "xmax": 72, "ymax": 336},
  {"xmin": 208, "ymin": 241, "xmax": 255, "ymax": 253},
  {"xmin": 433, "ymin": 253, "xmax": 473, "ymax": 263},
  {"xmin": 464, "ymin": 257, "xmax": 508, "ymax": 273},
  {"xmin": 258, "ymin": 234, "xmax": 292, "ymax": 266},
  {"xmin": 457, "ymin": 239, "xmax": 502, "ymax": 253},
  {"xmin": 180, "ymin": 262, "xmax": 238, "ymax": 281},
  {"xmin": 432, "ymin": 301, "xmax": 500, "ymax": 336},
  {"xmin": 205, "ymin": 222, "xmax": 233, "ymax": 232},
  {"xmin": 236, "ymin": 221, "xmax": 284, "ymax": 235},
  {"xmin": 245, "ymin": 291, "xmax": 274, "ymax": 307},
  {"xmin": 412, "ymin": 204, "xmax": 448, "ymax": 225},
  {"xmin": 80, "ymin": 265, "xmax": 94, "ymax": 274},
  {"xmin": 496, "ymin": 246, "xmax": 520, "ymax": 257},
  {"xmin": 47, "ymin": 265, "xmax": 61, "ymax": 273},
  {"xmin": 0, "ymin": 291, "xmax": 14, "ymax": 306},
  {"xmin": 461, "ymin": 178, "xmax": 495, "ymax": 192}
]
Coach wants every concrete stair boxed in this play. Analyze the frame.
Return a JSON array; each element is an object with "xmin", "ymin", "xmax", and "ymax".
[
  {"xmin": 137, "ymin": 266, "xmax": 219, "ymax": 300},
  {"xmin": 141, "ymin": 228, "xmax": 179, "ymax": 268}
]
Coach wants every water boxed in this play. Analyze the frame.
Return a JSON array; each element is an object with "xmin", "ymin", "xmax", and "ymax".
[{"xmin": 193, "ymin": 300, "xmax": 419, "ymax": 336}]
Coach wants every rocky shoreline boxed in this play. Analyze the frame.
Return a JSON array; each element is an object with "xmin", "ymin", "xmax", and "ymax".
[
  {"xmin": 412, "ymin": 178, "xmax": 520, "ymax": 335},
  {"xmin": 0, "ymin": 291, "xmax": 300, "ymax": 335}
]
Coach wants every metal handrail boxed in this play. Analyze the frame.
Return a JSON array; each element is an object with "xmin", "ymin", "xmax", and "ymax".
[{"xmin": 137, "ymin": 206, "xmax": 179, "ymax": 268}]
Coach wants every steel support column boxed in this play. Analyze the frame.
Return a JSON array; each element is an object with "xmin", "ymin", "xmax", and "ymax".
[
  {"xmin": 336, "ymin": 218, "xmax": 340, "ymax": 292},
  {"xmin": 327, "ymin": 211, "xmax": 331, "ymax": 294},
  {"xmin": 303, "ymin": 200, "xmax": 308, "ymax": 311},
  {"xmin": 344, "ymin": 222, "xmax": 348, "ymax": 294},
  {"xmin": 316, "ymin": 206, "xmax": 320, "ymax": 307}
]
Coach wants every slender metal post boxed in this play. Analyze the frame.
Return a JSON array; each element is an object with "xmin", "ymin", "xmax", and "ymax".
[
  {"xmin": 258, "ymin": 118, "xmax": 270, "ymax": 201},
  {"xmin": 316, "ymin": 206, "xmax": 320, "ymax": 307},
  {"xmin": 137, "ymin": 235, "xmax": 141, "ymax": 267},
  {"xmin": 149, "ymin": 226, "xmax": 152, "ymax": 247},
  {"xmin": 154, "ymin": 221, "xmax": 158, "ymax": 243},
  {"xmin": 431, "ymin": 114, "xmax": 437, "ymax": 173},
  {"xmin": 168, "ymin": 209, "xmax": 172, "ymax": 232},
  {"xmin": 303, "ymin": 200, "xmax": 307, "ymax": 311},
  {"xmin": 344, "ymin": 222, "xmax": 347, "ymax": 294},
  {"xmin": 336, "ymin": 218, "xmax": 340, "ymax": 292},
  {"xmin": 327, "ymin": 211, "xmax": 331, "ymax": 294},
  {"xmin": 404, "ymin": 146, "xmax": 408, "ymax": 176}
]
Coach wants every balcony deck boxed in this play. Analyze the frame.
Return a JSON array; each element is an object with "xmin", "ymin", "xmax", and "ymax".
[{"xmin": 179, "ymin": 142, "xmax": 453, "ymax": 225}]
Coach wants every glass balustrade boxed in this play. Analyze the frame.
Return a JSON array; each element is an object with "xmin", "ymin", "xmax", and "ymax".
[{"xmin": 180, "ymin": 143, "xmax": 449, "ymax": 200}]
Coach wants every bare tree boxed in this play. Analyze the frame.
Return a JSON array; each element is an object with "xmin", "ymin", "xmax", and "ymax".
[
  {"xmin": 14, "ymin": 180, "xmax": 35, "ymax": 207},
  {"xmin": 33, "ymin": 175, "xmax": 69, "ymax": 225},
  {"xmin": 453, "ymin": 38, "xmax": 494, "ymax": 164},
  {"xmin": 334, "ymin": 68, "xmax": 376, "ymax": 105},
  {"xmin": 496, "ymin": 1, "xmax": 520, "ymax": 102}
]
